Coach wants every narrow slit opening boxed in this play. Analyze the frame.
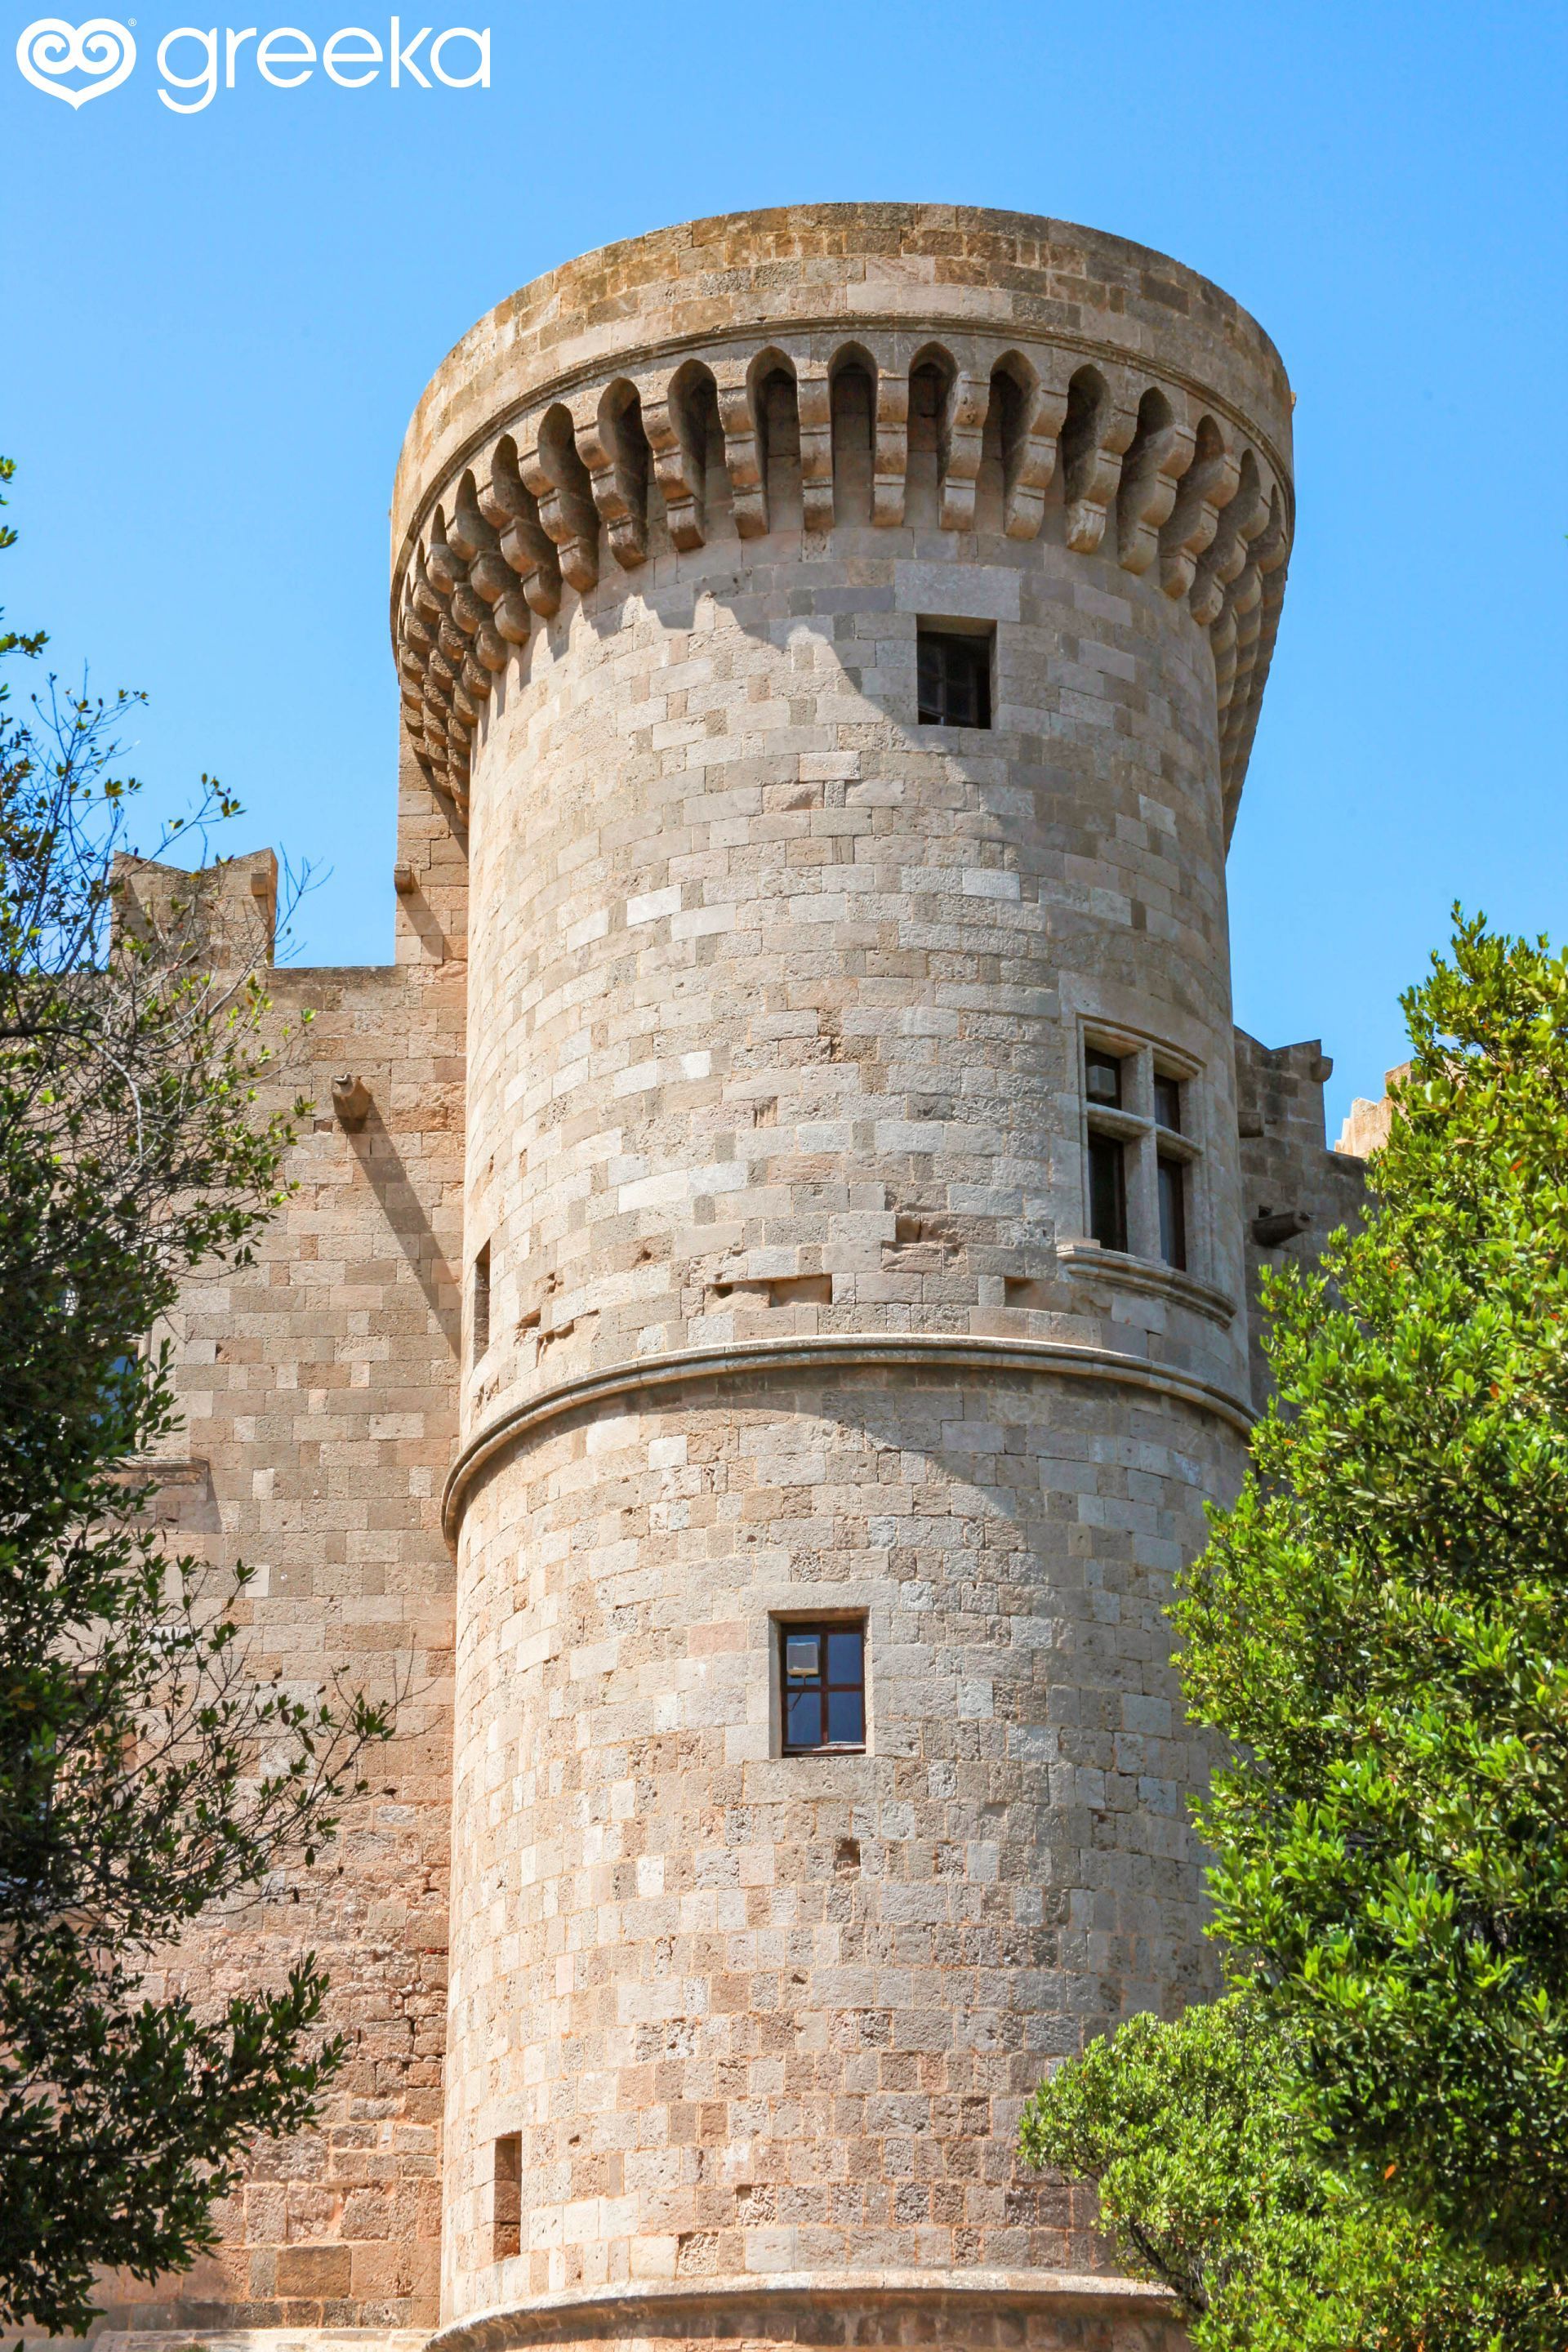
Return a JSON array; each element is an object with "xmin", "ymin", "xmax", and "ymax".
[
  {"xmin": 492, "ymin": 2132, "xmax": 520, "ymax": 2263},
  {"xmin": 471, "ymin": 1241, "xmax": 491, "ymax": 1365}
]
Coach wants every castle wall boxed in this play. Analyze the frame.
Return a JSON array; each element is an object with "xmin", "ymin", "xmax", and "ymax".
[
  {"xmin": 92, "ymin": 949, "xmax": 466, "ymax": 2341},
  {"xmin": 1234, "ymin": 1031, "xmax": 1370, "ymax": 1410}
]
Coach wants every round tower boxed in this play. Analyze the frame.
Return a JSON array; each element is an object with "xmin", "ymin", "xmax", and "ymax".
[{"xmin": 396, "ymin": 205, "xmax": 1292, "ymax": 2352}]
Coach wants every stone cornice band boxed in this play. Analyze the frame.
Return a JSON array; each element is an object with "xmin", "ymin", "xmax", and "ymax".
[
  {"xmin": 441, "ymin": 1330, "xmax": 1255, "ymax": 1544},
  {"xmin": 424, "ymin": 2270, "xmax": 1177, "ymax": 2352},
  {"xmin": 396, "ymin": 319, "xmax": 1292, "ymax": 842},
  {"xmin": 390, "ymin": 309, "xmax": 1294, "ymax": 599}
]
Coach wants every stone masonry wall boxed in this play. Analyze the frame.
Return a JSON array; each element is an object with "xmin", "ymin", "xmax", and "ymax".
[
  {"xmin": 88, "ymin": 933, "xmax": 465, "ymax": 2340},
  {"xmin": 448, "ymin": 1370, "xmax": 1234, "ymax": 2305},
  {"xmin": 1234, "ymin": 1031, "xmax": 1368, "ymax": 1410}
]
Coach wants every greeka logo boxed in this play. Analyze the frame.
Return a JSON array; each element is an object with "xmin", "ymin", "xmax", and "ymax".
[
  {"xmin": 16, "ymin": 17, "xmax": 136, "ymax": 105},
  {"xmin": 15, "ymin": 15, "xmax": 490, "ymax": 109}
]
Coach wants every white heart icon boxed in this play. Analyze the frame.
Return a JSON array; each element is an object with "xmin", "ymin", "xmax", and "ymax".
[{"xmin": 16, "ymin": 17, "xmax": 136, "ymax": 107}]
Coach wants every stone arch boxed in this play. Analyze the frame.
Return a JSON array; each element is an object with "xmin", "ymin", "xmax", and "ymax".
[
  {"xmin": 1115, "ymin": 384, "xmax": 1187, "ymax": 576},
  {"xmin": 645, "ymin": 358, "xmax": 721, "ymax": 550},
  {"xmin": 529, "ymin": 404, "xmax": 600, "ymax": 593},
  {"xmin": 452, "ymin": 465, "xmax": 530, "ymax": 644},
  {"xmin": 425, "ymin": 504, "xmax": 464, "ymax": 597},
  {"xmin": 1158, "ymin": 411, "xmax": 1240, "ymax": 600}
]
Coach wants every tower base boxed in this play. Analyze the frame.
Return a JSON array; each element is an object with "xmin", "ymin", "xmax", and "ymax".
[{"xmin": 425, "ymin": 2276, "xmax": 1183, "ymax": 2352}]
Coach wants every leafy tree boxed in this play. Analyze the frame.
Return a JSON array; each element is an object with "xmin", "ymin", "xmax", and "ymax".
[
  {"xmin": 1022, "ymin": 915, "xmax": 1568, "ymax": 2337},
  {"xmin": 1181, "ymin": 915, "xmax": 1568, "ymax": 2265},
  {"xmin": 0, "ymin": 460, "xmax": 390, "ymax": 2336},
  {"xmin": 1020, "ymin": 1993, "xmax": 1565, "ymax": 2352}
]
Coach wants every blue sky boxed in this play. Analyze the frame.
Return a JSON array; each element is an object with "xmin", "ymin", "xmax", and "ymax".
[{"xmin": 4, "ymin": 0, "xmax": 1565, "ymax": 1132}]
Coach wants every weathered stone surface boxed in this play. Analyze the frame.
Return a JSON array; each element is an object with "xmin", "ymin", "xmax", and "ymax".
[
  {"xmin": 93, "ymin": 949, "xmax": 465, "ymax": 2342},
  {"xmin": 77, "ymin": 207, "xmax": 1356, "ymax": 2352},
  {"xmin": 1235, "ymin": 1031, "xmax": 1370, "ymax": 1408},
  {"xmin": 1335, "ymin": 1063, "xmax": 1410, "ymax": 1161}
]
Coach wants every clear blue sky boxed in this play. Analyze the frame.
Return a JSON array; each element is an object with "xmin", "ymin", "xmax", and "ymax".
[{"xmin": 5, "ymin": 0, "xmax": 1566, "ymax": 1131}]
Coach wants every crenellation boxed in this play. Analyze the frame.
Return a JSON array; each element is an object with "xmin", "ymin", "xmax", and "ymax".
[{"xmin": 1233, "ymin": 1029, "xmax": 1369, "ymax": 1410}]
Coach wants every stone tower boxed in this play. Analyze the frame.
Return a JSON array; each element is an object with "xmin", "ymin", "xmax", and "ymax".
[
  {"xmin": 390, "ymin": 205, "xmax": 1293, "ymax": 2352},
  {"xmin": 91, "ymin": 202, "xmax": 1347, "ymax": 2352}
]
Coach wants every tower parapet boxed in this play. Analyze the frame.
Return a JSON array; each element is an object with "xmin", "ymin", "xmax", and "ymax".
[
  {"xmin": 393, "ymin": 206, "xmax": 1291, "ymax": 840},
  {"xmin": 394, "ymin": 205, "xmax": 1294, "ymax": 2352}
]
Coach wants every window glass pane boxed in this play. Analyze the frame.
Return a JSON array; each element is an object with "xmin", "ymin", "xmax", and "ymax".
[
  {"xmin": 917, "ymin": 639, "xmax": 942, "ymax": 723},
  {"xmin": 786, "ymin": 1688, "xmax": 822, "ymax": 1747},
  {"xmin": 917, "ymin": 630, "xmax": 992, "ymax": 729},
  {"xmin": 1153, "ymin": 1073, "xmax": 1182, "ymax": 1131},
  {"xmin": 1088, "ymin": 1132, "xmax": 1127, "ymax": 1253},
  {"xmin": 1158, "ymin": 1155, "xmax": 1187, "ymax": 1270},
  {"xmin": 826, "ymin": 1687, "xmax": 865, "ymax": 1745},
  {"xmin": 826, "ymin": 1629, "xmax": 862, "ymax": 1683},
  {"xmin": 781, "ymin": 1621, "xmax": 867, "ymax": 1751},
  {"xmin": 786, "ymin": 1633, "xmax": 821, "ymax": 1679}
]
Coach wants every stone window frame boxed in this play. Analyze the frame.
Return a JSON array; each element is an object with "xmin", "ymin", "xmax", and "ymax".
[
  {"xmin": 1074, "ymin": 1019, "xmax": 1210, "ymax": 1285},
  {"xmin": 768, "ymin": 1610, "xmax": 871, "ymax": 1760},
  {"xmin": 490, "ymin": 2131, "xmax": 521, "ymax": 2264},
  {"xmin": 915, "ymin": 618, "xmax": 995, "ymax": 729}
]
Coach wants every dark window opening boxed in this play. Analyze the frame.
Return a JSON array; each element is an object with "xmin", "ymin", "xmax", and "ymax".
[
  {"xmin": 831, "ymin": 361, "xmax": 875, "ymax": 526},
  {"xmin": 1088, "ymin": 1132, "xmax": 1128, "ymax": 1254},
  {"xmin": 781, "ymin": 1622, "xmax": 866, "ymax": 1753},
  {"xmin": 760, "ymin": 367, "xmax": 802, "ymax": 529},
  {"xmin": 471, "ymin": 1241, "xmax": 491, "ymax": 1365},
  {"xmin": 1085, "ymin": 1047, "xmax": 1124, "ymax": 1108},
  {"xmin": 1157, "ymin": 1154, "xmax": 1187, "ymax": 1271},
  {"xmin": 1153, "ymin": 1071, "xmax": 1183, "ymax": 1131},
  {"xmin": 917, "ymin": 627, "xmax": 992, "ymax": 728},
  {"xmin": 492, "ymin": 2132, "xmax": 521, "ymax": 2262}
]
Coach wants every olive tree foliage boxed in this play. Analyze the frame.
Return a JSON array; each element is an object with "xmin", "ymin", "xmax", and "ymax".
[
  {"xmin": 1023, "ymin": 915, "xmax": 1568, "ymax": 2344},
  {"xmin": 0, "ymin": 460, "xmax": 391, "ymax": 2336}
]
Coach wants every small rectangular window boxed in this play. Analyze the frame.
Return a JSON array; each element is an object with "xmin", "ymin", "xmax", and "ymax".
[
  {"xmin": 1153, "ymin": 1072, "xmax": 1183, "ymax": 1131},
  {"xmin": 492, "ymin": 2132, "xmax": 521, "ymax": 2262},
  {"xmin": 1157, "ymin": 1154, "xmax": 1187, "ymax": 1270},
  {"xmin": 1085, "ymin": 1048, "xmax": 1124, "ymax": 1108},
  {"xmin": 781, "ymin": 1621, "xmax": 866, "ymax": 1753},
  {"xmin": 471, "ymin": 1241, "xmax": 491, "ymax": 1365},
  {"xmin": 917, "ymin": 627, "xmax": 992, "ymax": 728},
  {"xmin": 1088, "ymin": 1132, "xmax": 1128, "ymax": 1254}
]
